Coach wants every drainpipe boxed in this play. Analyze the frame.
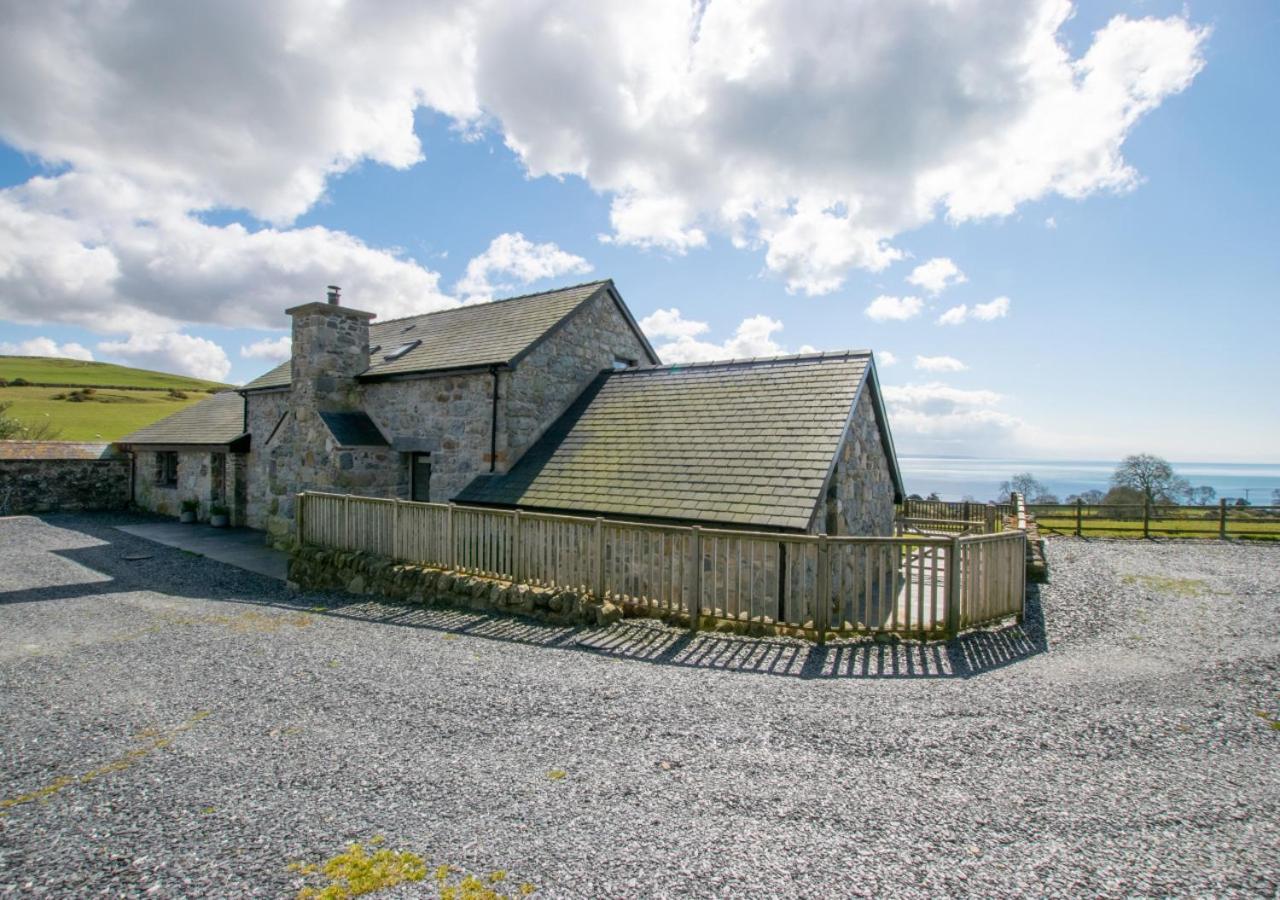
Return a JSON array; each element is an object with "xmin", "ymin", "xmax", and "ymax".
[{"xmin": 488, "ymin": 366, "xmax": 500, "ymax": 473}]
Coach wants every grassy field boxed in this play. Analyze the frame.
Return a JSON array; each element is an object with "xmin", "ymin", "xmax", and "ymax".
[
  {"xmin": 1033, "ymin": 509, "xmax": 1280, "ymax": 541},
  {"xmin": 0, "ymin": 356, "xmax": 228, "ymax": 391},
  {"xmin": 0, "ymin": 356, "xmax": 231, "ymax": 441}
]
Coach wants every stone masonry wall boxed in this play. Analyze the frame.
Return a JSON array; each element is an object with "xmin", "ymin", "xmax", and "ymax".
[
  {"xmin": 0, "ymin": 458, "xmax": 129, "ymax": 514},
  {"xmin": 826, "ymin": 386, "xmax": 896, "ymax": 537},
  {"xmin": 245, "ymin": 389, "xmax": 291, "ymax": 532},
  {"xmin": 503, "ymin": 290, "xmax": 654, "ymax": 465},
  {"xmin": 362, "ymin": 370, "xmax": 496, "ymax": 503}
]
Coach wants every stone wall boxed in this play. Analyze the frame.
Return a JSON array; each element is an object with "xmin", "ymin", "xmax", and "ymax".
[
  {"xmin": 824, "ymin": 386, "xmax": 896, "ymax": 537},
  {"xmin": 245, "ymin": 389, "xmax": 291, "ymax": 531},
  {"xmin": 133, "ymin": 449, "xmax": 247, "ymax": 522},
  {"xmin": 0, "ymin": 455, "xmax": 129, "ymax": 514},
  {"xmin": 362, "ymin": 370, "xmax": 496, "ymax": 502},
  {"xmin": 503, "ymin": 290, "xmax": 655, "ymax": 463}
]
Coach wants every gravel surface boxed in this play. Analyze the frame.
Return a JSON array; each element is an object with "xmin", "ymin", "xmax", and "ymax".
[{"xmin": 1, "ymin": 513, "xmax": 1277, "ymax": 898}]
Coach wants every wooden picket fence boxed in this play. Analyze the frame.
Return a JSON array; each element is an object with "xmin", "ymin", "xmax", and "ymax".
[{"xmin": 296, "ymin": 491, "xmax": 1027, "ymax": 639}]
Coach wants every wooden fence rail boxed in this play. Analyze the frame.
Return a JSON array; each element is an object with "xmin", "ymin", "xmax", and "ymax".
[
  {"xmin": 297, "ymin": 492, "xmax": 1027, "ymax": 639},
  {"xmin": 1029, "ymin": 500, "xmax": 1280, "ymax": 540}
]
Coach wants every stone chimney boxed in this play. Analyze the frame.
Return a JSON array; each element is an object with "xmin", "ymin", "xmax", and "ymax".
[{"xmin": 286, "ymin": 286, "xmax": 375, "ymax": 412}]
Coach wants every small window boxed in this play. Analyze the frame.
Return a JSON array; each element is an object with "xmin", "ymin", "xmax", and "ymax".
[
  {"xmin": 612, "ymin": 356, "xmax": 636, "ymax": 370},
  {"xmin": 402, "ymin": 324, "xmax": 416, "ymax": 333},
  {"xmin": 369, "ymin": 345, "xmax": 381, "ymax": 355},
  {"xmin": 154, "ymin": 451, "xmax": 178, "ymax": 487},
  {"xmin": 384, "ymin": 339, "xmax": 421, "ymax": 361}
]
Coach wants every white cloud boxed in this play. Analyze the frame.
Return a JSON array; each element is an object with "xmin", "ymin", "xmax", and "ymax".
[
  {"xmin": 0, "ymin": 171, "xmax": 457, "ymax": 335},
  {"xmin": 973, "ymin": 296, "xmax": 1011, "ymax": 320},
  {"xmin": 914, "ymin": 354, "xmax": 967, "ymax": 372},
  {"xmin": 865, "ymin": 295, "xmax": 923, "ymax": 322},
  {"xmin": 0, "ymin": 0, "xmax": 1208, "ymax": 316},
  {"xmin": 239, "ymin": 336, "xmax": 291, "ymax": 362},
  {"xmin": 639, "ymin": 308, "xmax": 710, "ymax": 340},
  {"xmin": 1044, "ymin": 216, "xmax": 1058, "ymax": 229},
  {"xmin": 882, "ymin": 380, "xmax": 1021, "ymax": 455},
  {"xmin": 0, "ymin": 336, "xmax": 94, "ymax": 361},
  {"xmin": 97, "ymin": 332, "xmax": 231, "ymax": 382},
  {"xmin": 906, "ymin": 258, "xmax": 967, "ymax": 295},
  {"xmin": 456, "ymin": 232, "xmax": 592, "ymax": 302},
  {"xmin": 936, "ymin": 296, "xmax": 1010, "ymax": 325},
  {"xmin": 878, "ymin": 350, "xmax": 897, "ymax": 367},
  {"xmin": 648, "ymin": 313, "xmax": 797, "ymax": 363}
]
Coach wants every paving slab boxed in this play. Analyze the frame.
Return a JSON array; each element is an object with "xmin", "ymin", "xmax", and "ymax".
[{"xmin": 114, "ymin": 522, "xmax": 287, "ymax": 580}]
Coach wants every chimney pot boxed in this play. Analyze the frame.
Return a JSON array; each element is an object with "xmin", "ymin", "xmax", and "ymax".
[{"xmin": 326, "ymin": 284, "xmax": 341, "ymax": 305}]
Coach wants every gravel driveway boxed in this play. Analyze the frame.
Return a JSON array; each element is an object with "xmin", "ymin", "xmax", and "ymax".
[{"xmin": 1, "ymin": 513, "xmax": 1277, "ymax": 897}]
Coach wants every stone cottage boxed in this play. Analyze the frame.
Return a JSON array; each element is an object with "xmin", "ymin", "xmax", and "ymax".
[{"xmin": 121, "ymin": 279, "xmax": 903, "ymax": 541}]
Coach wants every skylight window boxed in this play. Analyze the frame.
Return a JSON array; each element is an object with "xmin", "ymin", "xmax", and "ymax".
[
  {"xmin": 383, "ymin": 339, "xmax": 421, "ymax": 361},
  {"xmin": 402, "ymin": 324, "xmax": 416, "ymax": 333}
]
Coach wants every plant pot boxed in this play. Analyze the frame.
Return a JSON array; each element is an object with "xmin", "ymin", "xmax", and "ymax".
[
  {"xmin": 210, "ymin": 514, "xmax": 229, "ymax": 528},
  {"xmin": 179, "ymin": 511, "xmax": 196, "ymax": 524}
]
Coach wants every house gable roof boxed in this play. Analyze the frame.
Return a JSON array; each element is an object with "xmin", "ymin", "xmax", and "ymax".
[
  {"xmin": 456, "ymin": 351, "xmax": 901, "ymax": 531},
  {"xmin": 240, "ymin": 279, "xmax": 658, "ymax": 392},
  {"xmin": 118, "ymin": 391, "xmax": 247, "ymax": 447}
]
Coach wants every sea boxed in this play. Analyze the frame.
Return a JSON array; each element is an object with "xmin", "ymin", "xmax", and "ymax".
[{"xmin": 898, "ymin": 457, "xmax": 1280, "ymax": 504}]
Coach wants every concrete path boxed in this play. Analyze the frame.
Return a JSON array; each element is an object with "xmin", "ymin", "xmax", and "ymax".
[{"xmin": 114, "ymin": 522, "xmax": 287, "ymax": 581}]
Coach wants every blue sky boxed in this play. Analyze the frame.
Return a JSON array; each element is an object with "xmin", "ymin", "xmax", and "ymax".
[{"xmin": 0, "ymin": 0, "xmax": 1275, "ymax": 462}]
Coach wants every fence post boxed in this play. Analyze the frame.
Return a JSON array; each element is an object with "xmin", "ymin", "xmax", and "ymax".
[
  {"xmin": 815, "ymin": 534, "xmax": 829, "ymax": 644},
  {"xmin": 445, "ymin": 503, "xmax": 454, "ymax": 569},
  {"xmin": 1075, "ymin": 497, "xmax": 1083, "ymax": 538},
  {"xmin": 392, "ymin": 498, "xmax": 401, "ymax": 560},
  {"xmin": 513, "ymin": 510, "xmax": 523, "ymax": 582},
  {"xmin": 945, "ymin": 535, "xmax": 962, "ymax": 638},
  {"xmin": 689, "ymin": 526, "xmax": 702, "ymax": 632},
  {"xmin": 594, "ymin": 516, "xmax": 605, "ymax": 599},
  {"xmin": 1142, "ymin": 499, "xmax": 1150, "ymax": 539},
  {"xmin": 344, "ymin": 494, "xmax": 351, "ymax": 550},
  {"xmin": 1218, "ymin": 498, "xmax": 1227, "ymax": 540},
  {"xmin": 296, "ymin": 492, "xmax": 306, "ymax": 545}
]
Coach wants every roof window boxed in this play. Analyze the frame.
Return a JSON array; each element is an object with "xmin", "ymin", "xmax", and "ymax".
[{"xmin": 383, "ymin": 339, "xmax": 421, "ymax": 361}]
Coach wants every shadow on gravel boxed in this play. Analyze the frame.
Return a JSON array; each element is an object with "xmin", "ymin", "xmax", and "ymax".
[{"xmin": 5, "ymin": 514, "xmax": 1047, "ymax": 680}]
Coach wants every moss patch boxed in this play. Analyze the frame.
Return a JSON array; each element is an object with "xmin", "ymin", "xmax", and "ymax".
[
  {"xmin": 289, "ymin": 841, "xmax": 536, "ymax": 899},
  {"xmin": 1120, "ymin": 574, "xmax": 1211, "ymax": 597}
]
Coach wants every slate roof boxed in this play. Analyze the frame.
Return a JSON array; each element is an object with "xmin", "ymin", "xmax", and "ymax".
[
  {"xmin": 319, "ymin": 411, "xmax": 388, "ymax": 447},
  {"xmin": 118, "ymin": 391, "xmax": 246, "ymax": 446},
  {"xmin": 0, "ymin": 441, "xmax": 124, "ymax": 460},
  {"xmin": 457, "ymin": 352, "xmax": 899, "ymax": 531},
  {"xmin": 241, "ymin": 280, "xmax": 654, "ymax": 391}
]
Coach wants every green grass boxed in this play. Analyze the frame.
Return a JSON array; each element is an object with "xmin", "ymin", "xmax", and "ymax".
[
  {"xmin": 1035, "ymin": 513, "xmax": 1280, "ymax": 540},
  {"xmin": 0, "ymin": 385, "xmax": 216, "ymax": 441},
  {"xmin": 0, "ymin": 356, "xmax": 228, "ymax": 391}
]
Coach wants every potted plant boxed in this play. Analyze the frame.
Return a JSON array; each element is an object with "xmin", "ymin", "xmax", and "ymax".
[
  {"xmin": 209, "ymin": 503, "xmax": 230, "ymax": 529},
  {"xmin": 179, "ymin": 498, "xmax": 198, "ymax": 524}
]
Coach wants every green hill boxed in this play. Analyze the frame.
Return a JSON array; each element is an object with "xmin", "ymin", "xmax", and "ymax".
[
  {"xmin": 0, "ymin": 356, "xmax": 229, "ymax": 392},
  {"xmin": 0, "ymin": 356, "xmax": 235, "ymax": 442}
]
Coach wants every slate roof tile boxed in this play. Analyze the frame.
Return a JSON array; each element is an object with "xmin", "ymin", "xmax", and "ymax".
[
  {"xmin": 457, "ymin": 352, "xmax": 873, "ymax": 531},
  {"xmin": 119, "ymin": 392, "xmax": 246, "ymax": 446}
]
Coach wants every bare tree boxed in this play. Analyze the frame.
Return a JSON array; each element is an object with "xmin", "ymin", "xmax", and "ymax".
[
  {"xmin": 999, "ymin": 472, "xmax": 1057, "ymax": 503},
  {"xmin": 1186, "ymin": 485, "xmax": 1216, "ymax": 507},
  {"xmin": 1111, "ymin": 454, "xmax": 1190, "ymax": 506}
]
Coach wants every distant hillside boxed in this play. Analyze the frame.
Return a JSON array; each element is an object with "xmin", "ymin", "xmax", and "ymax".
[
  {"xmin": 0, "ymin": 356, "xmax": 234, "ymax": 441},
  {"xmin": 0, "ymin": 356, "xmax": 230, "ymax": 392}
]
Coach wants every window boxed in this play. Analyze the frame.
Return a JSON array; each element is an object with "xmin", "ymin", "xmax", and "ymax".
[
  {"xmin": 410, "ymin": 453, "xmax": 431, "ymax": 503},
  {"xmin": 154, "ymin": 451, "xmax": 178, "ymax": 487},
  {"xmin": 612, "ymin": 356, "xmax": 636, "ymax": 370},
  {"xmin": 383, "ymin": 339, "xmax": 421, "ymax": 361}
]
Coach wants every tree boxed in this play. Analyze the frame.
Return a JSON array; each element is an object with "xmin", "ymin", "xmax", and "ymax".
[
  {"xmin": 1101, "ymin": 485, "xmax": 1145, "ymax": 519},
  {"xmin": 1185, "ymin": 485, "xmax": 1216, "ymax": 507},
  {"xmin": 0, "ymin": 402, "xmax": 61, "ymax": 440},
  {"xmin": 1111, "ymin": 454, "xmax": 1190, "ymax": 507},
  {"xmin": 926, "ymin": 491, "xmax": 941, "ymax": 502},
  {"xmin": 1065, "ymin": 489, "xmax": 1105, "ymax": 505},
  {"xmin": 999, "ymin": 472, "xmax": 1057, "ymax": 503}
]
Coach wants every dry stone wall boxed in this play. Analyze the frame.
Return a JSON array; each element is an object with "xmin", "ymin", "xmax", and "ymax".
[{"xmin": 0, "ymin": 456, "xmax": 129, "ymax": 514}]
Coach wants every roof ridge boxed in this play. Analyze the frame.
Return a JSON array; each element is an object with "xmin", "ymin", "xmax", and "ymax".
[
  {"xmin": 614, "ymin": 349, "xmax": 872, "ymax": 374},
  {"xmin": 373, "ymin": 279, "xmax": 613, "ymax": 327}
]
